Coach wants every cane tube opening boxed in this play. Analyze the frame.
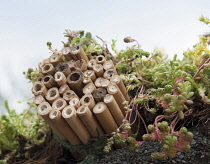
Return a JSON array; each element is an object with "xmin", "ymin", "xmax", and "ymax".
[
  {"xmin": 83, "ymin": 83, "xmax": 96, "ymax": 94},
  {"xmin": 55, "ymin": 62, "xmax": 69, "ymax": 73},
  {"xmin": 52, "ymin": 98, "xmax": 67, "ymax": 111},
  {"xmin": 96, "ymin": 55, "xmax": 106, "ymax": 64},
  {"xmin": 93, "ymin": 102, "xmax": 106, "ymax": 113},
  {"xmin": 71, "ymin": 45, "xmax": 80, "ymax": 53},
  {"xmin": 50, "ymin": 90, "xmax": 56, "ymax": 97},
  {"xmin": 104, "ymin": 94, "xmax": 113, "ymax": 103},
  {"xmin": 43, "ymin": 64, "xmax": 50, "ymax": 71},
  {"xmin": 70, "ymin": 72, "xmax": 80, "ymax": 81},
  {"xmin": 103, "ymin": 61, "xmax": 114, "ymax": 70},
  {"xmin": 41, "ymin": 63, "xmax": 54, "ymax": 75},
  {"xmin": 93, "ymin": 88, "xmax": 107, "ymax": 102},
  {"xmin": 62, "ymin": 106, "xmax": 75, "ymax": 118},
  {"xmin": 55, "ymin": 72, "xmax": 62, "ymax": 80},
  {"xmin": 34, "ymin": 83, "xmax": 42, "ymax": 92},
  {"xmin": 32, "ymin": 82, "xmax": 47, "ymax": 96},
  {"xmin": 84, "ymin": 97, "xmax": 90, "ymax": 103},
  {"xmin": 44, "ymin": 76, "xmax": 50, "ymax": 82},
  {"xmin": 37, "ymin": 102, "xmax": 51, "ymax": 115},
  {"xmin": 104, "ymin": 69, "xmax": 117, "ymax": 79},
  {"xmin": 49, "ymin": 110, "xmax": 59, "ymax": 119}
]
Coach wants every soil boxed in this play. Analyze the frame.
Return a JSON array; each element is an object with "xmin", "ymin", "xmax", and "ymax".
[
  {"xmin": 94, "ymin": 121, "xmax": 210, "ymax": 164},
  {"xmin": 2, "ymin": 121, "xmax": 209, "ymax": 164}
]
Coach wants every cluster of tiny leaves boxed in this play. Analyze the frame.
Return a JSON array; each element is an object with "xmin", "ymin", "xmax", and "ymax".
[
  {"xmin": 3, "ymin": 16, "xmax": 210, "ymax": 162},
  {"xmin": 113, "ymin": 16, "xmax": 210, "ymax": 160},
  {"xmin": 0, "ymin": 100, "xmax": 47, "ymax": 158},
  {"xmin": 142, "ymin": 122, "xmax": 193, "ymax": 160}
]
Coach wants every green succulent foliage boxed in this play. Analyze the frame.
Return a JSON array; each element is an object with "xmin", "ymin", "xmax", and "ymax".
[
  {"xmin": 144, "ymin": 122, "xmax": 193, "ymax": 160},
  {"xmin": 112, "ymin": 40, "xmax": 150, "ymax": 74},
  {"xmin": 199, "ymin": 15, "xmax": 210, "ymax": 25},
  {"xmin": 64, "ymin": 30, "xmax": 102, "ymax": 56},
  {"xmin": 134, "ymin": 96, "xmax": 149, "ymax": 104},
  {"xmin": 113, "ymin": 133, "xmax": 126, "ymax": 144},
  {"xmin": 23, "ymin": 68, "xmax": 42, "ymax": 83},
  {"xmin": 0, "ymin": 100, "xmax": 47, "ymax": 157},
  {"xmin": 126, "ymin": 137, "xmax": 140, "ymax": 151}
]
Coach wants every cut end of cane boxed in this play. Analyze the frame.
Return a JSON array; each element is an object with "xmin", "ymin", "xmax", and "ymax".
[
  {"xmin": 93, "ymin": 102, "xmax": 107, "ymax": 113},
  {"xmin": 83, "ymin": 83, "xmax": 96, "ymax": 94},
  {"xmin": 37, "ymin": 102, "xmax": 52, "ymax": 115},
  {"xmin": 52, "ymin": 98, "xmax": 67, "ymax": 110},
  {"xmin": 67, "ymin": 70, "xmax": 83, "ymax": 83},
  {"xmin": 77, "ymin": 105, "xmax": 89, "ymax": 115},
  {"xmin": 62, "ymin": 106, "xmax": 76, "ymax": 118},
  {"xmin": 70, "ymin": 98, "xmax": 80, "ymax": 105},
  {"xmin": 107, "ymin": 84, "xmax": 118, "ymax": 94},
  {"xmin": 49, "ymin": 110, "xmax": 60, "ymax": 119},
  {"xmin": 104, "ymin": 69, "xmax": 117, "ymax": 79},
  {"xmin": 104, "ymin": 94, "xmax": 114, "ymax": 103}
]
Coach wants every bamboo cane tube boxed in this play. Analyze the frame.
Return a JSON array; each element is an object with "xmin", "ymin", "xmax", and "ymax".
[
  {"xmin": 94, "ymin": 77, "xmax": 103, "ymax": 88},
  {"xmin": 83, "ymin": 77, "xmax": 93, "ymax": 85},
  {"xmin": 67, "ymin": 70, "xmax": 84, "ymax": 97},
  {"xmin": 77, "ymin": 105, "xmax": 104, "ymax": 137},
  {"xmin": 49, "ymin": 53, "xmax": 63, "ymax": 66},
  {"xmin": 103, "ymin": 60, "xmax": 115, "ymax": 70},
  {"xmin": 87, "ymin": 54, "xmax": 94, "ymax": 60},
  {"xmin": 45, "ymin": 87, "xmax": 60, "ymax": 104},
  {"xmin": 80, "ymin": 59, "xmax": 88, "ymax": 72},
  {"xmin": 41, "ymin": 63, "xmax": 55, "ymax": 75},
  {"xmin": 93, "ymin": 102, "xmax": 118, "ymax": 136},
  {"xmin": 87, "ymin": 59, "xmax": 97, "ymax": 70},
  {"xmin": 80, "ymin": 93, "xmax": 95, "ymax": 110},
  {"xmin": 62, "ymin": 106, "xmax": 91, "ymax": 144},
  {"xmin": 110, "ymin": 75, "xmax": 130, "ymax": 101},
  {"xmin": 93, "ymin": 64, "xmax": 104, "ymax": 77},
  {"xmin": 32, "ymin": 82, "xmax": 47, "ymax": 96},
  {"xmin": 36, "ymin": 76, "xmax": 43, "ymax": 82},
  {"xmin": 38, "ymin": 58, "xmax": 50, "ymax": 72},
  {"xmin": 52, "ymin": 98, "xmax": 67, "ymax": 111},
  {"xmin": 104, "ymin": 94, "xmax": 124, "ymax": 126},
  {"xmin": 96, "ymin": 55, "xmax": 106, "ymax": 64},
  {"xmin": 62, "ymin": 47, "xmax": 72, "ymax": 61},
  {"xmin": 33, "ymin": 95, "xmax": 46, "ymax": 105},
  {"xmin": 37, "ymin": 102, "xmax": 66, "ymax": 140},
  {"xmin": 59, "ymin": 84, "xmax": 70, "ymax": 95},
  {"xmin": 54, "ymin": 72, "xmax": 67, "ymax": 86},
  {"xmin": 107, "ymin": 84, "xmax": 126, "ymax": 116},
  {"xmin": 71, "ymin": 45, "xmax": 89, "ymax": 62},
  {"xmin": 67, "ymin": 59, "xmax": 76, "ymax": 71},
  {"xmin": 63, "ymin": 90, "xmax": 79, "ymax": 101},
  {"xmin": 69, "ymin": 97, "xmax": 80, "ymax": 109},
  {"xmin": 93, "ymin": 88, "xmax": 107, "ymax": 102},
  {"xmin": 49, "ymin": 109, "xmax": 82, "ymax": 145},
  {"xmin": 42, "ymin": 74, "xmax": 58, "ymax": 89},
  {"xmin": 83, "ymin": 83, "xmax": 96, "ymax": 94},
  {"xmin": 84, "ymin": 70, "xmax": 96, "ymax": 82},
  {"xmin": 74, "ymin": 59, "xmax": 87, "ymax": 72},
  {"xmin": 40, "ymin": 58, "xmax": 50, "ymax": 66},
  {"xmin": 101, "ymin": 78, "xmax": 110, "ymax": 88},
  {"xmin": 103, "ymin": 69, "xmax": 118, "ymax": 80},
  {"xmin": 55, "ymin": 62, "xmax": 71, "ymax": 76}
]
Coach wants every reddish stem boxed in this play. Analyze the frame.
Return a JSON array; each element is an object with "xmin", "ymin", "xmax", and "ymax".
[{"xmin": 193, "ymin": 58, "xmax": 210, "ymax": 79}]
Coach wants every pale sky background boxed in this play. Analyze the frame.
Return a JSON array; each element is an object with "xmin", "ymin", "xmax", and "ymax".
[{"xmin": 0, "ymin": 0, "xmax": 210, "ymax": 114}]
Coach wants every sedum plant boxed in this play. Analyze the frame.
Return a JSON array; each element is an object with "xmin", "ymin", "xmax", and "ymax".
[
  {"xmin": 8, "ymin": 16, "xmax": 210, "ymax": 162},
  {"xmin": 0, "ymin": 100, "xmax": 47, "ymax": 161},
  {"xmin": 104, "ymin": 16, "xmax": 210, "ymax": 160}
]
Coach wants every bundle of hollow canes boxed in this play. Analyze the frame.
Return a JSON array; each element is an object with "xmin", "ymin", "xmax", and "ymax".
[{"xmin": 31, "ymin": 33, "xmax": 131, "ymax": 159}]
